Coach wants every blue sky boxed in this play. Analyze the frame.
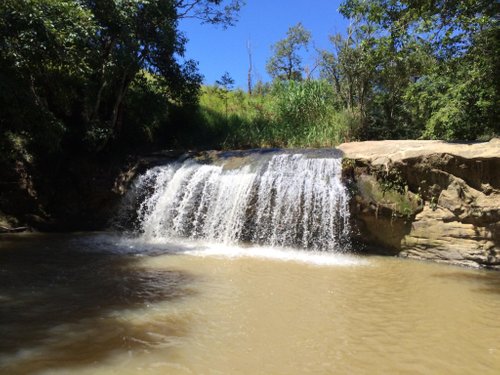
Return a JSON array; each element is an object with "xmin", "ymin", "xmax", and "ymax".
[{"xmin": 179, "ymin": 0, "xmax": 349, "ymax": 89}]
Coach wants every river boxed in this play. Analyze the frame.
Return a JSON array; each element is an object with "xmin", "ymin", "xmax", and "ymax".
[{"xmin": 1, "ymin": 233, "xmax": 499, "ymax": 374}]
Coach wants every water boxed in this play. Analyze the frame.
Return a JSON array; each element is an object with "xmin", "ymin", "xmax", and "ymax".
[
  {"xmin": 2, "ymin": 152, "xmax": 500, "ymax": 374},
  {"xmin": 130, "ymin": 151, "xmax": 350, "ymax": 250},
  {"xmin": 1, "ymin": 233, "xmax": 500, "ymax": 374}
]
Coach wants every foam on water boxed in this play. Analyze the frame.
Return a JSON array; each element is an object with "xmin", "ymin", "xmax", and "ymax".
[
  {"xmin": 184, "ymin": 242, "xmax": 365, "ymax": 267},
  {"xmin": 118, "ymin": 236, "xmax": 365, "ymax": 267}
]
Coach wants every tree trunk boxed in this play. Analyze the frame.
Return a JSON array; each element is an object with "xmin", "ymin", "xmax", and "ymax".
[{"xmin": 247, "ymin": 40, "xmax": 253, "ymax": 95}]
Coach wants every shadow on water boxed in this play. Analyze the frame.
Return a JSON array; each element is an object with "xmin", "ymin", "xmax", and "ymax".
[
  {"xmin": 432, "ymin": 269, "xmax": 500, "ymax": 295},
  {"xmin": 0, "ymin": 233, "xmax": 195, "ymax": 374}
]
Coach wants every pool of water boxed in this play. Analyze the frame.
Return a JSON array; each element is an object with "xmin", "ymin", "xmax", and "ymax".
[{"xmin": 1, "ymin": 233, "xmax": 499, "ymax": 374}]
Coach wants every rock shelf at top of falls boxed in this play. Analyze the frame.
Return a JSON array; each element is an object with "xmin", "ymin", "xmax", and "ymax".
[
  {"xmin": 338, "ymin": 138, "xmax": 500, "ymax": 269},
  {"xmin": 338, "ymin": 138, "xmax": 500, "ymax": 165}
]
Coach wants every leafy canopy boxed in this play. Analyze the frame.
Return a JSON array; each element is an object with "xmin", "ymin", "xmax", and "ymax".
[
  {"xmin": 266, "ymin": 23, "xmax": 311, "ymax": 81},
  {"xmin": 0, "ymin": 0, "xmax": 244, "ymax": 159}
]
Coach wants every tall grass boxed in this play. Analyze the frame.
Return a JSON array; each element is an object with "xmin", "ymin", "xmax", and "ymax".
[{"xmin": 179, "ymin": 80, "xmax": 359, "ymax": 150}]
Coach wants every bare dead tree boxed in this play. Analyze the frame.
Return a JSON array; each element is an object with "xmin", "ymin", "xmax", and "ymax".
[{"xmin": 247, "ymin": 39, "xmax": 253, "ymax": 95}]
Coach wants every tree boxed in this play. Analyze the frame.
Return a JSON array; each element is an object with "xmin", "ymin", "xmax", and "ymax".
[
  {"xmin": 405, "ymin": 26, "xmax": 500, "ymax": 140},
  {"xmin": 319, "ymin": 19, "xmax": 378, "ymax": 125},
  {"xmin": 339, "ymin": 0, "xmax": 498, "ymax": 57},
  {"xmin": 176, "ymin": 0, "xmax": 244, "ymax": 27},
  {"xmin": 247, "ymin": 39, "xmax": 253, "ymax": 95},
  {"xmin": 0, "ymin": 0, "xmax": 96, "ymax": 156},
  {"xmin": 0, "ymin": 0, "xmax": 244, "ymax": 160},
  {"xmin": 215, "ymin": 71, "xmax": 235, "ymax": 121},
  {"xmin": 339, "ymin": 0, "xmax": 499, "ymax": 140},
  {"xmin": 266, "ymin": 23, "xmax": 311, "ymax": 81},
  {"xmin": 80, "ymin": 0, "xmax": 244, "ymax": 149}
]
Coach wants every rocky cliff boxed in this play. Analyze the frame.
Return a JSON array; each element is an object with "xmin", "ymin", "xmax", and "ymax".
[{"xmin": 339, "ymin": 139, "xmax": 500, "ymax": 269}]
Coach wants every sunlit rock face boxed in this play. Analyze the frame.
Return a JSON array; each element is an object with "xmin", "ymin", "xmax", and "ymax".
[{"xmin": 339, "ymin": 138, "xmax": 500, "ymax": 269}]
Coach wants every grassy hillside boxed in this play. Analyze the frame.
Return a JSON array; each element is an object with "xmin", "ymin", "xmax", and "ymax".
[{"xmin": 177, "ymin": 81, "xmax": 358, "ymax": 150}]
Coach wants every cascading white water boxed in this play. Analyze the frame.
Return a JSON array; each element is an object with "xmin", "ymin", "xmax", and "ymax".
[{"xmin": 132, "ymin": 152, "xmax": 351, "ymax": 251}]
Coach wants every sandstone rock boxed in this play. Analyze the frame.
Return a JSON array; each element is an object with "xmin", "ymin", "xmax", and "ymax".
[{"xmin": 340, "ymin": 138, "xmax": 500, "ymax": 269}]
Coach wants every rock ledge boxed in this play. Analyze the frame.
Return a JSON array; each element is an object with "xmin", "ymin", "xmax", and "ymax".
[{"xmin": 339, "ymin": 139, "xmax": 500, "ymax": 269}]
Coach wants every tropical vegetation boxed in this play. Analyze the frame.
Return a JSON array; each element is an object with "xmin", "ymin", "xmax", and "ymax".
[{"xmin": 0, "ymin": 0, "xmax": 498, "ymax": 174}]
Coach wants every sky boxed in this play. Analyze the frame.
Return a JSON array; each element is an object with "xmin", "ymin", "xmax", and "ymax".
[{"xmin": 179, "ymin": 0, "xmax": 349, "ymax": 89}]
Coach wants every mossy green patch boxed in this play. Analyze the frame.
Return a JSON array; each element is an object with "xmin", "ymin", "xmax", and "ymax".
[{"xmin": 357, "ymin": 174, "xmax": 422, "ymax": 218}]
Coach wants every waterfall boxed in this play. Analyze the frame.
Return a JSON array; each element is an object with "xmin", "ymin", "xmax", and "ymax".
[{"xmin": 131, "ymin": 151, "xmax": 351, "ymax": 251}]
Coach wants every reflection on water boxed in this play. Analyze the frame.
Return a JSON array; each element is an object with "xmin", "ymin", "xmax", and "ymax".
[
  {"xmin": 1, "ymin": 233, "xmax": 500, "ymax": 374},
  {"xmin": 0, "ymin": 234, "xmax": 194, "ymax": 374},
  {"xmin": 432, "ymin": 271, "xmax": 500, "ymax": 295}
]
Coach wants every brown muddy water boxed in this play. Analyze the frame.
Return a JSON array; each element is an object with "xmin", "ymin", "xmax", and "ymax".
[{"xmin": 1, "ymin": 233, "xmax": 499, "ymax": 374}]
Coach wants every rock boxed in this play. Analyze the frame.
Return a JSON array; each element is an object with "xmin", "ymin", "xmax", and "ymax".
[
  {"xmin": 340, "ymin": 138, "xmax": 500, "ymax": 269},
  {"xmin": 0, "ymin": 225, "xmax": 29, "ymax": 233},
  {"xmin": 339, "ymin": 138, "xmax": 500, "ymax": 164}
]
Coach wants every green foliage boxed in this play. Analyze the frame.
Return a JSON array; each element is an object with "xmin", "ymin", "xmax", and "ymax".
[
  {"xmin": 271, "ymin": 80, "xmax": 333, "ymax": 127},
  {"xmin": 406, "ymin": 27, "xmax": 500, "ymax": 140},
  {"xmin": 359, "ymin": 174, "xmax": 420, "ymax": 219},
  {"xmin": 377, "ymin": 169, "xmax": 406, "ymax": 195},
  {"xmin": 215, "ymin": 72, "xmax": 235, "ymax": 92},
  {"xmin": 214, "ymin": 71, "xmax": 235, "ymax": 121},
  {"xmin": 0, "ymin": 0, "xmax": 242, "ymax": 168},
  {"xmin": 269, "ymin": 80, "xmax": 356, "ymax": 146},
  {"xmin": 1, "ymin": 0, "xmax": 498, "ymax": 175},
  {"xmin": 191, "ymin": 86, "xmax": 275, "ymax": 148},
  {"xmin": 319, "ymin": 20, "xmax": 377, "ymax": 118},
  {"xmin": 339, "ymin": 0, "xmax": 497, "ymax": 55},
  {"xmin": 328, "ymin": 0, "xmax": 500, "ymax": 141},
  {"xmin": 176, "ymin": 0, "xmax": 244, "ymax": 27},
  {"xmin": 119, "ymin": 71, "xmax": 170, "ymax": 151},
  {"xmin": 179, "ymin": 81, "xmax": 355, "ymax": 149},
  {"xmin": 266, "ymin": 23, "xmax": 311, "ymax": 81},
  {"xmin": 0, "ymin": 0, "xmax": 95, "ymax": 156}
]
